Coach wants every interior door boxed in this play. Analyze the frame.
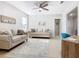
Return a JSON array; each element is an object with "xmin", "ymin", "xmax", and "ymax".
[{"xmin": 55, "ymin": 19, "xmax": 60, "ymax": 36}]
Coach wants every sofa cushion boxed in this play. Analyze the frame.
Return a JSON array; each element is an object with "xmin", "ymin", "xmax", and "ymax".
[{"xmin": 12, "ymin": 35, "xmax": 27, "ymax": 42}]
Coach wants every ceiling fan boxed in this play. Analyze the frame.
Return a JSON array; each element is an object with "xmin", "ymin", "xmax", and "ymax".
[{"xmin": 33, "ymin": 1, "xmax": 49, "ymax": 11}]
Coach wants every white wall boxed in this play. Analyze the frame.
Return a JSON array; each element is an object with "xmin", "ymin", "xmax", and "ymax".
[
  {"xmin": 29, "ymin": 14, "xmax": 61, "ymax": 37},
  {"xmin": 61, "ymin": 2, "xmax": 78, "ymax": 34},
  {"xmin": 0, "ymin": 2, "xmax": 28, "ymax": 31},
  {"xmin": 28, "ymin": 2, "xmax": 79, "ymax": 37}
]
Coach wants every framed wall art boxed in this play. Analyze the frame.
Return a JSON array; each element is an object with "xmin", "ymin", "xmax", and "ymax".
[{"xmin": 0, "ymin": 15, "xmax": 16, "ymax": 24}]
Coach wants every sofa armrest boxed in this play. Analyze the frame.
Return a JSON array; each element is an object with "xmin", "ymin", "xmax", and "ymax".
[{"xmin": 0, "ymin": 35, "xmax": 12, "ymax": 41}]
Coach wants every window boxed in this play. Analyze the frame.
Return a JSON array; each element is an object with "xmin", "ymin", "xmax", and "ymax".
[
  {"xmin": 22, "ymin": 17, "xmax": 27, "ymax": 31},
  {"xmin": 22, "ymin": 17, "xmax": 27, "ymax": 25}
]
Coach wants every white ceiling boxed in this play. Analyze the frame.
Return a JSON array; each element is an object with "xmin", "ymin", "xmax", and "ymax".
[{"xmin": 6, "ymin": 1, "xmax": 78, "ymax": 15}]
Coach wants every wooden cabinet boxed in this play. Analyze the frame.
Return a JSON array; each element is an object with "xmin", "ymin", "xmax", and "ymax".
[
  {"xmin": 68, "ymin": 42, "xmax": 75, "ymax": 58},
  {"xmin": 62, "ymin": 40, "xmax": 69, "ymax": 58},
  {"xmin": 62, "ymin": 40, "xmax": 79, "ymax": 58},
  {"xmin": 75, "ymin": 44, "xmax": 79, "ymax": 57}
]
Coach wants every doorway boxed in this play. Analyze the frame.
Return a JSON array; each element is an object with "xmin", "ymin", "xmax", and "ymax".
[
  {"xmin": 67, "ymin": 7, "xmax": 77, "ymax": 35},
  {"xmin": 55, "ymin": 19, "xmax": 60, "ymax": 37}
]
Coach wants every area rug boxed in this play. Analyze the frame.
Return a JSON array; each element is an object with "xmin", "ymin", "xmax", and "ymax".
[{"xmin": 0, "ymin": 38, "xmax": 61, "ymax": 58}]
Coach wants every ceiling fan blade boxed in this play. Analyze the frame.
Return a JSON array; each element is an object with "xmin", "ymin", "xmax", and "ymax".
[
  {"xmin": 41, "ymin": 4, "xmax": 48, "ymax": 8},
  {"xmin": 40, "ymin": 1, "xmax": 48, "ymax": 7},
  {"xmin": 60, "ymin": 1, "xmax": 64, "ymax": 4},
  {"xmin": 42, "ymin": 8, "xmax": 49, "ymax": 11}
]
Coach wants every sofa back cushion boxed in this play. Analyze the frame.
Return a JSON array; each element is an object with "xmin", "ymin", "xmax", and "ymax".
[
  {"xmin": 0, "ymin": 31, "xmax": 9, "ymax": 35},
  {"xmin": 0, "ymin": 30, "xmax": 13, "ymax": 36}
]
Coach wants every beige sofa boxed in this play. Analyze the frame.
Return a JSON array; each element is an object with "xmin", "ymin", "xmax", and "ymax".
[
  {"xmin": 0, "ymin": 29, "xmax": 27, "ymax": 50},
  {"xmin": 29, "ymin": 32, "xmax": 51, "ymax": 38}
]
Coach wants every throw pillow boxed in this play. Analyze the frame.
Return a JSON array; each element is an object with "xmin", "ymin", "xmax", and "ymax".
[
  {"xmin": 61, "ymin": 33, "xmax": 71, "ymax": 39},
  {"xmin": 31, "ymin": 29, "xmax": 36, "ymax": 32},
  {"xmin": 11, "ymin": 29, "xmax": 16, "ymax": 36},
  {"xmin": 17, "ymin": 29, "xmax": 25, "ymax": 35}
]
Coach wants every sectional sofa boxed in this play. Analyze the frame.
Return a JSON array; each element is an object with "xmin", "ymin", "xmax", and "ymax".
[{"xmin": 0, "ymin": 29, "xmax": 28, "ymax": 50}]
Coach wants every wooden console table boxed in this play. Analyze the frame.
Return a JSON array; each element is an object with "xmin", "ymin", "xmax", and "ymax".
[{"xmin": 62, "ymin": 38, "xmax": 79, "ymax": 58}]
